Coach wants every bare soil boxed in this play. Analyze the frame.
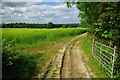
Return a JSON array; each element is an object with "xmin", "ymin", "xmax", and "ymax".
[{"xmin": 39, "ymin": 33, "xmax": 93, "ymax": 78}]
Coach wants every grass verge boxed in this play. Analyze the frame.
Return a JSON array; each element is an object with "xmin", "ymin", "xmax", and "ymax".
[{"xmin": 80, "ymin": 33, "xmax": 109, "ymax": 78}]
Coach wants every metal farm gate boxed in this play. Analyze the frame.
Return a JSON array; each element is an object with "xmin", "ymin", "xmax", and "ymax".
[{"xmin": 92, "ymin": 38, "xmax": 117, "ymax": 78}]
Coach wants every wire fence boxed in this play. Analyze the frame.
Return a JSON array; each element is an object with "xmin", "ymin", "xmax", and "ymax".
[{"xmin": 92, "ymin": 38, "xmax": 117, "ymax": 78}]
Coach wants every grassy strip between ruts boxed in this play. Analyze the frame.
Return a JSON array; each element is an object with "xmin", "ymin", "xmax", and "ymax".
[{"xmin": 80, "ymin": 33, "xmax": 109, "ymax": 78}]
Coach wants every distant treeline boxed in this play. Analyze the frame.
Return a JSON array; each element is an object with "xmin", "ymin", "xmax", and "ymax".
[{"xmin": 2, "ymin": 22, "xmax": 80, "ymax": 28}]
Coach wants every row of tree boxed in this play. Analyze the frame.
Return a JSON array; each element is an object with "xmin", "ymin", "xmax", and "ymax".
[{"xmin": 2, "ymin": 22, "xmax": 80, "ymax": 28}]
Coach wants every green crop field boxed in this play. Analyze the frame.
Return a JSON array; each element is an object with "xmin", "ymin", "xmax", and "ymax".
[
  {"xmin": 2, "ymin": 28, "xmax": 87, "ymax": 49},
  {"xmin": 2, "ymin": 28, "xmax": 87, "ymax": 78}
]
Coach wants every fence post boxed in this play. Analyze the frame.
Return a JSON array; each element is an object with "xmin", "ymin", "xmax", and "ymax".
[
  {"xmin": 92, "ymin": 38, "xmax": 94, "ymax": 55},
  {"xmin": 111, "ymin": 46, "xmax": 116, "ymax": 78}
]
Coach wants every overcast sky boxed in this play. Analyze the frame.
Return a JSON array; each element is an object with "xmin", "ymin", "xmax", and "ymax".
[{"xmin": 1, "ymin": 2, "xmax": 80, "ymax": 24}]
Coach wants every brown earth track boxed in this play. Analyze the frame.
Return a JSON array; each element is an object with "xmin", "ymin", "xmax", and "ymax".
[{"xmin": 41, "ymin": 33, "xmax": 93, "ymax": 78}]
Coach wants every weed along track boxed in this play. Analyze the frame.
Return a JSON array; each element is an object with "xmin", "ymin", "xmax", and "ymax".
[{"xmin": 42, "ymin": 33, "xmax": 93, "ymax": 78}]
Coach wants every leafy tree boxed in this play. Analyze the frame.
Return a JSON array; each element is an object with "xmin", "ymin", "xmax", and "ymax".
[
  {"xmin": 67, "ymin": 2, "xmax": 120, "ymax": 47},
  {"xmin": 62, "ymin": 24, "xmax": 68, "ymax": 28},
  {"xmin": 66, "ymin": 1, "xmax": 120, "ymax": 78},
  {"xmin": 46, "ymin": 22, "xmax": 55, "ymax": 28},
  {"xmin": 95, "ymin": 2, "xmax": 120, "ymax": 47}
]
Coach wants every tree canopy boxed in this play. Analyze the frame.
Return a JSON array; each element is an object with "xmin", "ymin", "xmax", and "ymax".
[
  {"xmin": 67, "ymin": 2, "xmax": 120, "ymax": 47},
  {"xmin": 67, "ymin": 2, "xmax": 120, "ymax": 78}
]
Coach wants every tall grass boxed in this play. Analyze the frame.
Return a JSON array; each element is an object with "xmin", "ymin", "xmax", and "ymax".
[
  {"xmin": 2, "ymin": 28, "xmax": 87, "ymax": 78},
  {"xmin": 2, "ymin": 28, "xmax": 87, "ymax": 49}
]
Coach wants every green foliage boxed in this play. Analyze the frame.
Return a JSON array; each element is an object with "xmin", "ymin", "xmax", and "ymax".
[
  {"xmin": 46, "ymin": 22, "xmax": 55, "ymax": 28},
  {"xmin": 2, "ymin": 39, "xmax": 44, "ymax": 78},
  {"xmin": 80, "ymin": 34, "xmax": 107, "ymax": 77},
  {"xmin": 66, "ymin": 2, "xmax": 120, "ymax": 78},
  {"xmin": 87, "ymin": 26, "xmax": 95, "ymax": 34},
  {"xmin": 76, "ymin": 2, "xmax": 99, "ymax": 27},
  {"xmin": 114, "ymin": 57, "xmax": 120, "ymax": 78},
  {"xmin": 67, "ymin": 2, "xmax": 120, "ymax": 45},
  {"xmin": 62, "ymin": 24, "xmax": 68, "ymax": 28},
  {"xmin": 98, "ymin": 2, "xmax": 120, "ymax": 40},
  {"xmin": 2, "ymin": 28, "xmax": 87, "ymax": 78},
  {"xmin": 2, "ymin": 23, "xmax": 80, "ymax": 28}
]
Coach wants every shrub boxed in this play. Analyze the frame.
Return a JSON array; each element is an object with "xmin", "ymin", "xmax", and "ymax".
[
  {"xmin": 114, "ymin": 56, "xmax": 120, "ymax": 78},
  {"xmin": 2, "ymin": 39, "xmax": 43, "ymax": 78}
]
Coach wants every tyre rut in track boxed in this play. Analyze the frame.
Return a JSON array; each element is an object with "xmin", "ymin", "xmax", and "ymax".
[{"xmin": 42, "ymin": 33, "xmax": 93, "ymax": 78}]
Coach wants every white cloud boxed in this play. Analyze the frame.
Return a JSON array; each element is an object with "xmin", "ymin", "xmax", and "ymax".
[
  {"xmin": 2, "ymin": 0, "xmax": 66, "ymax": 2},
  {"xmin": 2, "ymin": 2, "xmax": 80, "ymax": 24},
  {"xmin": 2, "ymin": 0, "xmax": 40, "ymax": 2},
  {"xmin": 2, "ymin": 0, "xmax": 119, "ymax": 2}
]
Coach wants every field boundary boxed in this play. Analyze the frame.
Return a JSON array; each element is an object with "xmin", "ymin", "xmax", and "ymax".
[{"xmin": 92, "ymin": 38, "xmax": 117, "ymax": 78}]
